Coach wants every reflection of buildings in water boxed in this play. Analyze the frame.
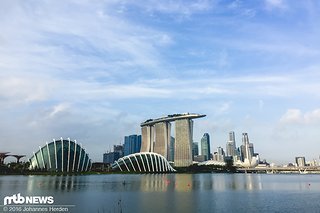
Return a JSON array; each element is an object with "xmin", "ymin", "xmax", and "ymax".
[
  {"xmin": 27, "ymin": 175, "xmax": 86, "ymax": 193},
  {"xmin": 139, "ymin": 174, "xmax": 194, "ymax": 193},
  {"xmin": 229, "ymin": 174, "xmax": 262, "ymax": 191},
  {"xmin": 190, "ymin": 174, "xmax": 263, "ymax": 191},
  {"xmin": 138, "ymin": 174, "xmax": 172, "ymax": 213},
  {"xmin": 174, "ymin": 174, "xmax": 193, "ymax": 192},
  {"xmin": 244, "ymin": 174, "xmax": 262, "ymax": 190},
  {"xmin": 193, "ymin": 174, "xmax": 228, "ymax": 191},
  {"xmin": 138, "ymin": 174, "xmax": 196, "ymax": 213},
  {"xmin": 198, "ymin": 174, "xmax": 264, "ymax": 191},
  {"xmin": 197, "ymin": 174, "xmax": 214, "ymax": 191},
  {"xmin": 140, "ymin": 174, "xmax": 171, "ymax": 192},
  {"xmin": 173, "ymin": 174, "xmax": 196, "ymax": 213}
]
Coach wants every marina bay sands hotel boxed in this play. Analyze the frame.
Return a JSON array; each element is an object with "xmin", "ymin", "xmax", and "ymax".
[{"xmin": 140, "ymin": 113, "xmax": 206, "ymax": 167}]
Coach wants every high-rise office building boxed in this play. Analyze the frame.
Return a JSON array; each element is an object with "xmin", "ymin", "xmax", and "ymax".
[
  {"xmin": 192, "ymin": 142, "xmax": 199, "ymax": 160},
  {"xmin": 226, "ymin": 131, "xmax": 237, "ymax": 157},
  {"xmin": 241, "ymin": 133, "xmax": 253, "ymax": 163},
  {"xmin": 201, "ymin": 133, "xmax": 211, "ymax": 161},
  {"xmin": 124, "ymin": 135, "xmax": 141, "ymax": 156},
  {"xmin": 169, "ymin": 136, "xmax": 175, "ymax": 162},
  {"xmin": 154, "ymin": 122, "xmax": 171, "ymax": 159},
  {"xmin": 174, "ymin": 119, "xmax": 193, "ymax": 167},
  {"xmin": 213, "ymin": 146, "xmax": 225, "ymax": 162},
  {"xmin": 140, "ymin": 113, "xmax": 206, "ymax": 167}
]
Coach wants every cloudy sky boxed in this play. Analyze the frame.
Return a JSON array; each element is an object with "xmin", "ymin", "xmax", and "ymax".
[{"xmin": 1, "ymin": 0, "xmax": 320, "ymax": 164}]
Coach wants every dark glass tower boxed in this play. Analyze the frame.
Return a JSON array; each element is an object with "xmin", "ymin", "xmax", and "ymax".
[
  {"xmin": 201, "ymin": 133, "xmax": 211, "ymax": 161},
  {"xmin": 124, "ymin": 135, "xmax": 142, "ymax": 156}
]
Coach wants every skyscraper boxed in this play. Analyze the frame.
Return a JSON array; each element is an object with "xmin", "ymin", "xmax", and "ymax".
[
  {"xmin": 140, "ymin": 113, "xmax": 206, "ymax": 167},
  {"xmin": 192, "ymin": 142, "xmax": 199, "ymax": 160},
  {"xmin": 154, "ymin": 122, "xmax": 171, "ymax": 159},
  {"xmin": 201, "ymin": 133, "xmax": 211, "ymax": 161},
  {"xmin": 124, "ymin": 134, "xmax": 141, "ymax": 156},
  {"xmin": 174, "ymin": 119, "xmax": 193, "ymax": 167},
  {"xmin": 213, "ymin": 146, "xmax": 225, "ymax": 162},
  {"xmin": 241, "ymin": 133, "xmax": 253, "ymax": 163},
  {"xmin": 169, "ymin": 136, "xmax": 175, "ymax": 162},
  {"xmin": 226, "ymin": 131, "xmax": 237, "ymax": 157}
]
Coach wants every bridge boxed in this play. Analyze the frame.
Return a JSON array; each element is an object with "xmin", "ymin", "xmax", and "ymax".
[{"xmin": 238, "ymin": 166, "xmax": 320, "ymax": 174}]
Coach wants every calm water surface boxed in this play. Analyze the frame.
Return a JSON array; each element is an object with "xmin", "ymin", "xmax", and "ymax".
[{"xmin": 1, "ymin": 173, "xmax": 320, "ymax": 212}]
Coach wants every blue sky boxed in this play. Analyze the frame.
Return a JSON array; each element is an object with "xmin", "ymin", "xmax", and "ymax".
[{"xmin": 1, "ymin": 0, "xmax": 320, "ymax": 164}]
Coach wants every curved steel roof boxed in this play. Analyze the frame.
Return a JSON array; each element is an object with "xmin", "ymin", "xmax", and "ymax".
[
  {"xmin": 112, "ymin": 152, "xmax": 176, "ymax": 173},
  {"xmin": 141, "ymin": 113, "xmax": 206, "ymax": 126}
]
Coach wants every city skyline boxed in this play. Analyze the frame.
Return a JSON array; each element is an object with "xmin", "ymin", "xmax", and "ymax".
[{"xmin": 1, "ymin": 1, "xmax": 320, "ymax": 164}]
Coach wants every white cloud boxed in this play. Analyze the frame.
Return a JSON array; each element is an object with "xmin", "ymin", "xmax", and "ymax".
[
  {"xmin": 217, "ymin": 102, "xmax": 231, "ymax": 115},
  {"xmin": 304, "ymin": 109, "xmax": 320, "ymax": 124},
  {"xmin": 134, "ymin": 0, "xmax": 214, "ymax": 16},
  {"xmin": 0, "ymin": 0, "xmax": 171, "ymax": 80},
  {"xmin": 265, "ymin": 0, "xmax": 286, "ymax": 9},
  {"xmin": 0, "ymin": 1, "xmax": 319, "ymax": 164},
  {"xmin": 280, "ymin": 108, "xmax": 320, "ymax": 125},
  {"xmin": 0, "ymin": 76, "xmax": 50, "ymax": 105},
  {"xmin": 48, "ymin": 103, "xmax": 71, "ymax": 118},
  {"xmin": 280, "ymin": 109, "xmax": 302, "ymax": 124}
]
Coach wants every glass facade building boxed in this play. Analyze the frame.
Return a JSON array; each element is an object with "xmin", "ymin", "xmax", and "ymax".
[
  {"xmin": 192, "ymin": 142, "xmax": 199, "ymax": 160},
  {"xmin": 124, "ymin": 135, "xmax": 141, "ymax": 156},
  {"xmin": 103, "ymin": 152, "xmax": 120, "ymax": 164},
  {"xmin": 201, "ymin": 133, "xmax": 211, "ymax": 161},
  {"xmin": 103, "ymin": 145, "xmax": 124, "ymax": 164},
  {"xmin": 29, "ymin": 138, "xmax": 92, "ymax": 172},
  {"xmin": 112, "ymin": 152, "xmax": 175, "ymax": 173}
]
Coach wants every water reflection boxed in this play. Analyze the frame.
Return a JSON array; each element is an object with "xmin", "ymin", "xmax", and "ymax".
[
  {"xmin": 189, "ymin": 174, "xmax": 263, "ymax": 191},
  {"xmin": 138, "ymin": 174, "xmax": 263, "ymax": 192},
  {"xmin": 1, "ymin": 174, "xmax": 320, "ymax": 213},
  {"xmin": 26, "ymin": 175, "xmax": 89, "ymax": 193},
  {"xmin": 0, "ymin": 174, "xmax": 269, "ymax": 195}
]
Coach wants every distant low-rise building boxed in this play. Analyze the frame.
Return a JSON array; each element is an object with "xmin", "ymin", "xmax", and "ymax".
[
  {"xmin": 103, "ymin": 145, "xmax": 123, "ymax": 164},
  {"xmin": 194, "ymin": 155, "xmax": 206, "ymax": 162},
  {"xmin": 103, "ymin": 152, "xmax": 120, "ymax": 164}
]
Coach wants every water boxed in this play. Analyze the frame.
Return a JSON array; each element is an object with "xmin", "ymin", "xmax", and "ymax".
[{"xmin": 1, "ymin": 173, "xmax": 320, "ymax": 212}]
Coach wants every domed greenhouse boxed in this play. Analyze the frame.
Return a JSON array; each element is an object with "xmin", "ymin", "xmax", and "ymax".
[{"xmin": 29, "ymin": 138, "xmax": 91, "ymax": 172}]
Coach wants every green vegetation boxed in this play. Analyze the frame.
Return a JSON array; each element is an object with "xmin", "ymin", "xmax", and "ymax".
[
  {"xmin": 0, "ymin": 162, "xmax": 30, "ymax": 175},
  {"xmin": 1, "ymin": 160, "xmax": 237, "ymax": 175},
  {"xmin": 174, "ymin": 163, "xmax": 236, "ymax": 173}
]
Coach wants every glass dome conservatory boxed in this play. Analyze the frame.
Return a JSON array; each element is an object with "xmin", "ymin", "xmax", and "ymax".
[
  {"xmin": 29, "ymin": 138, "xmax": 91, "ymax": 172},
  {"xmin": 112, "ymin": 152, "xmax": 175, "ymax": 173}
]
